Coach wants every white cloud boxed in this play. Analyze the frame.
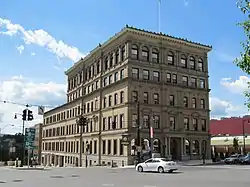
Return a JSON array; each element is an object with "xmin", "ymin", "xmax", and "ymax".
[
  {"xmin": 209, "ymin": 97, "xmax": 242, "ymax": 118},
  {"xmin": 0, "ymin": 75, "xmax": 66, "ymax": 134},
  {"xmin": 16, "ymin": 45, "xmax": 24, "ymax": 54},
  {"xmin": 0, "ymin": 17, "xmax": 85, "ymax": 62},
  {"xmin": 31, "ymin": 52, "xmax": 36, "ymax": 56},
  {"xmin": 220, "ymin": 76, "xmax": 250, "ymax": 95}
]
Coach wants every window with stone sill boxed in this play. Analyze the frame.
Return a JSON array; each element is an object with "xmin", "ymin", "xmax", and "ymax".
[
  {"xmin": 167, "ymin": 52, "xmax": 174, "ymax": 65},
  {"xmin": 103, "ymin": 97, "xmax": 107, "ymax": 108},
  {"xmin": 88, "ymin": 68, "xmax": 92, "ymax": 79},
  {"xmin": 154, "ymin": 115, "xmax": 160, "ymax": 128},
  {"xmin": 182, "ymin": 76, "xmax": 188, "ymax": 86},
  {"xmin": 113, "ymin": 72, "xmax": 118, "ymax": 82},
  {"xmin": 166, "ymin": 73, "xmax": 171, "ymax": 83},
  {"xmin": 201, "ymin": 119, "xmax": 206, "ymax": 131},
  {"xmin": 169, "ymin": 95, "xmax": 175, "ymax": 106},
  {"xmin": 153, "ymin": 93, "xmax": 159, "ymax": 104},
  {"xmin": 180, "ymin": 55, "xmax": 187, "ymax": 68},
  {"xmin": 153, "ymin": 71, "xmax": 160, "ymax": 81},
  {"xmin": 87, "ymin": 103, "xmax": 90, "ymax": 113},
  {"xmin": 121, "ymin": 46, "xmax": 126, "ymax": 61},
  {"xmin": 95, "ymin": 80, "xmax": 99, "ymax": 89},
  {"xmin": 108, "ymin": 117, "xmax": 112, "ymax": 130},
  {"xmin": 103, "ymin": 77, "xmax": 107, "ymax": 87},
  {"xmin": 131, "ymin": 44, "xmax": 139, "ymax": 59},
  {"xmin": 143, "ymin": 92, "xmax": 148, "ymax": 104},
  {"xmin": 132, "ymin": 114, "xmax": 138, "ymax": 127},
  {"xmin": 189, "ymin": 56, "xmax": 195, "ymax": 69},
  {"xmin": 143, "ymin": 115, "xmax": 150, "ymax": 128},
  {"xmin": 142, "ymin": 46, "xmax": 149, "ymax": 61},
  {"xmin": 192, "ymin": 98, "xmax": 196, "ymax": 108},
  {"xmin": 198, "ymin": 58, "xmax": 203, "ymax": 71},
  {"xmin": 132, "ymin": 91, "xmax": 138, "ymax": 102},
  {"xmin": 200, "ymin": 99, "xmax": 205, "ymax": 109},
  {"xmin": 91, "ymin": 102, "xmax": 94, "ymax": 112},
  {"xmin": 184, "ymin": 117, "xmax": 189, "ymax": 130},
  {"xmin": 184, "ymin": 97, "xmax": 188, "ymax": 107},
  {"xmin": 110, "ymin": 54, "xmax": 113, "ymax": 67},
  {"xmin": 200, "ymin": 79, "xmax": 205, "ymax": 88},
  {"xmin": 169, "ymin": 116, "xmax": 175, "ymax": 130},
  {"xmin": 152, "ymin": 48, "xmax": 159, "ymax": 63},
  {"xmin": 109, "ymin": 74, "xmax": 112, "ymax": 84},
  {"xmin": 102, "ymin": 117, "xmax": 106, "ymax": 130},
  {"xmin": 143, "ymin": 69, "xmax": 149, "ymax": 80},
  {"xmin": 114, "ymin": 93, "xmax": 118, "ymax": 105},
  {"xmin": 113, "ymin": 139, "xmax": 117, "ymax": 155},
  {"xmin": 120, "ymin": 114, "xmax": 124, "ymax": 128},
  {"xmin": 97, "ymin": 62, "xmax": 100, "ymax": 73},
  {"xmin": 132, "ymin": 68, "xmax": 139, "ymax": 79},
  {"xmin": 172, "ymin": 74, "xmax": 177, "ymax": 84},
  {"xmin": 120, "ymin": 69, "xmax": 124, "ymax": 79},
  {"xmin": 191, "ymin": 77, "xmax": 197, "ymax": 88},
  {"xmin": 115, "ymin": 50, "xmax": 119, "ymax": 64},
  {"xmin": 91, "ymin": 83, "xmax": 95, "ymax": 91},
  {"xmin": 192, "ymin": 118, "xmax": 198, "ymax": 131},
  {"xmin": 108, "ymin": 95, "xmax": 112, "ymax": 106},
  {"xmin": 102, "ymin": 140, "xmax": 106, "ymax": 154},
  {"xmin": 120, "ymin": 91, "xmax": 124, "ymax": 103}
]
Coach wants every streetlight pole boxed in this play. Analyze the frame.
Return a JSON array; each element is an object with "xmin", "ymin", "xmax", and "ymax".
[
  {"xmin": 136, "ymin": 101, "xmax": 141, "ymax": 164},
  {"xmin": 242, "ymin": 119, "xmax": 250, "ymax": 155}
]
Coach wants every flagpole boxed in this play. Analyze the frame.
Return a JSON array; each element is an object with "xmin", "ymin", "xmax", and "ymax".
[{"xmin": 158, "ymin": 0, "xmax": 161, "ymax": 33}]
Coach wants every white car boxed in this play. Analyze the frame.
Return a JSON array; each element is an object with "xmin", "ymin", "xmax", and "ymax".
[{"xmin": 136, "ymin": 158, "xmax": 178, "ymax": 173}]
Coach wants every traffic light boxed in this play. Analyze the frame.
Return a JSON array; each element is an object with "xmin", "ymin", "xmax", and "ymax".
[
  {"xmin": 112, "ymin": 121, "xmax": 116, "ymax": 129},
  {"xmin": 22, "ymin": 109, "xmax": 27, "ymax": 121},
  {"xmin": 27, "ymin": 110, "xmax": 34, "ymax": 121}
]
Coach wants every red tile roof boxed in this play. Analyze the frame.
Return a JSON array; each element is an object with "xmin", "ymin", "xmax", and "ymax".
[{"xmin": 210, "ymin": 117, "xmax": 250, "ymax": 136}]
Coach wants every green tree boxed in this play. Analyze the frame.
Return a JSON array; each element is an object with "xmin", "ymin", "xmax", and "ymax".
[
  {"xmin": 233, "ymin": 137, "xmax": 239, "ymax": 152},
  {"xmin": 235, "ymin": 0, "xmax": 250, "ymax": 108}
]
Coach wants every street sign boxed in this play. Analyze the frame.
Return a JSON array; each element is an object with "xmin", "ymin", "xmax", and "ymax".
[
  {"xmin": 25, "ymin": 128, "xmax": 36, "ymax": 149},
  {"xmin": 38, "ymin": 106, "xmax": 45, "ymax": 115}
]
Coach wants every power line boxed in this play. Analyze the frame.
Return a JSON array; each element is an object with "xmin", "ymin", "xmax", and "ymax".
[{"xmin": 0, "ymin": 99, "xmax": 57, "ymax": 109}]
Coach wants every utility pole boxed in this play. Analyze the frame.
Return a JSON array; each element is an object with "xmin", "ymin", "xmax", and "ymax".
[{"xmin": 76, "ymin": 111, "xmax": 87, "ymax": 167}]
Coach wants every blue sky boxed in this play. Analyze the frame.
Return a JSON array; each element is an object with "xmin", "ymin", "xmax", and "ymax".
[{"xmin": 0, "ymin": 0, "xmax": 249, "ymax": 133}]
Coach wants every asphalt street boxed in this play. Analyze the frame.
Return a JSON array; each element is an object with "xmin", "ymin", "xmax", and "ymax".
[{"xmin": 0, "ymin": 165, "xmax": 250, "ymax": 187}]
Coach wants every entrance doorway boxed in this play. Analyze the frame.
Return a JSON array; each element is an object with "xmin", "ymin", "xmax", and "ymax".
[{"xmin": 170, "ymin": 138, "xmax": 181, "ymax": 160}]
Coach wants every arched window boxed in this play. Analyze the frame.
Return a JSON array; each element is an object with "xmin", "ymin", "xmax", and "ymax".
[
  {"xmin": 189, "ymin": 56, "xmax": 195, "ymax": 69},
  {"xmin": 198, "ymin": 58, "xmax": 203, "ymax": 71},
  {"xmin": 167, "ymin": 51, "xmax": 174, "ymax": 65},
  {"xmin": 180, "ymin": 55, "xmax": 187, "ymax": 68},
  {"xmin": 185, "ymin": 139, "xmax": 191, "ymax": 155},
  {"xmin": 142, "ymin": 46, "xmax": 149, "ymax": 61},
  {"xmin": 121, "ymin": 46, "xmax": 126, "ymax": 61},
  {"xmin": 131, "ymin": 44, "xmax": 138, "ymax": 60},
  {"xmin": 192, "ymin": 140, "xmax": 199, "ymax": 154},
  {"xmin": 152, "ymin": 48, "xmax": 159, "ymax": 63}
]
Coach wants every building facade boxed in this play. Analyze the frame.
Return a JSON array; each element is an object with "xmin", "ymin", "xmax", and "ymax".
[
  {"xmin": 41, "ymin": 26, "xmax": 212, "ymax": 167},
  {"xmin": 210, "ymin": 116, "xmax": 250, "ymax": 155},
  {"xmin": 33, "ymin": 123, "xmax": 42, "ymax": 164}
]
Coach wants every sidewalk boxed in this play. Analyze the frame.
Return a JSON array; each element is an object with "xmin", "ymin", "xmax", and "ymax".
[{"xmin": 8, "ymin": 165, "xmax": 52, "ymax": 170}]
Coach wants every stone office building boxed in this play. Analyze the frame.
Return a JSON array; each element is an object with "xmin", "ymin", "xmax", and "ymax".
[{"xmin": 41, "ymin": 26, "xmax": 212, "ymax": 167}]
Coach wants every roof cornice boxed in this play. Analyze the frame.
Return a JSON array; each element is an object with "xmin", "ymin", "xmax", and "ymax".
[{"xmin": 65, "ymin": 25, "xmax": 212, "ymax": 75}]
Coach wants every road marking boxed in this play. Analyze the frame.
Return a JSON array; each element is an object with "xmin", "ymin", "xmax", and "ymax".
[{"xmin": 102, "ymin": 184, "xmax": 114, "ymax": 186}]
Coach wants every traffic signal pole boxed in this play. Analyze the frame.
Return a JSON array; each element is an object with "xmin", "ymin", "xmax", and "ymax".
[{"xmin": 22, "ymin": 120, "xmax": 25, "ymax": 167}]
